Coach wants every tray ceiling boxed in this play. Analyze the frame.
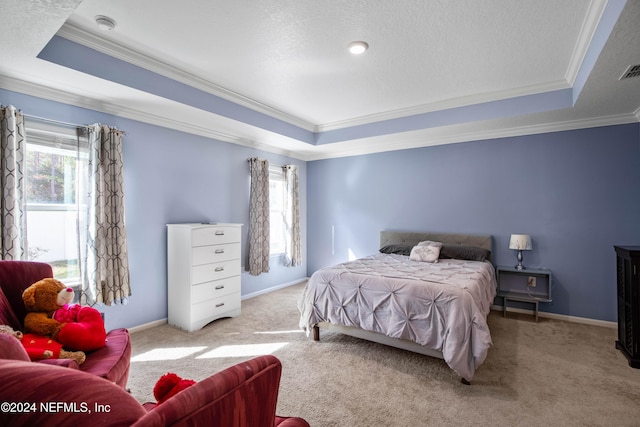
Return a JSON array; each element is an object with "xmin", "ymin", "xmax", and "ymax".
[{"xmin": 0, "ymin": 0, "xmax": 638, "ymax": 160}]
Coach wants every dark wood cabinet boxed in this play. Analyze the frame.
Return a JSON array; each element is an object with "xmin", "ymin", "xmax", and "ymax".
[{"xmin": 615, "ymin": 246, "xmax": 640, "ymax": 368}]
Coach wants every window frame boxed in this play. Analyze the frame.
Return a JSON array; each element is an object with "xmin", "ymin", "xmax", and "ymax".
[
  {"xmin": 268, "ymin": 164, "xmax": 286, "ymax": 256},
  {"xmin": 24, "ymin": 120, "xmax": 87, "ymax": 288}
]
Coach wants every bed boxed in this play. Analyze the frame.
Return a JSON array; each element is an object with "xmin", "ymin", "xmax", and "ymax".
[{"xmin": 298, "ymin": 231, "xmax": 497, "ymax": 384}]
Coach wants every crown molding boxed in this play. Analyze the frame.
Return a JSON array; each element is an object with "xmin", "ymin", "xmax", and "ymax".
[
  {"xmin": 316, "ymin": 79, "xmax": 571, "ymax": 133},
  {"xmin": 2, "ymin": 73, "xmax": 637, "ymax": 163},
  {"xmin": 304, "ymin": 112, "xmax": 640, "ymax": 161},
  {"xmin": 0, "ymin": 74, "xmax": 308, "ymax": 160},
  {"xmin": 565, "ymin": 0, "xmax": 608, "ymax": 85},
  {"xmin": 56, "ymin": 23, "xmax": 317, "ymax": 133}
]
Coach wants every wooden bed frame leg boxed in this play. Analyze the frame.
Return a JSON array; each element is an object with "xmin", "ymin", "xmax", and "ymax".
[
  {"xmin": 313, "ymin": 325, "xmax": 320, "ymax": 341},
  {"xmin": 461, "ymin": 378, "xmax": 471, "ymax": 385}
]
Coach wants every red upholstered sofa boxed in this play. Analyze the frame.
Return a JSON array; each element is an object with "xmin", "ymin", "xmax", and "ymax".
[
  {"xmin": 0, "ymin": 355, "xmax": 310, "ymax": 426},
  {"xmin": 0, "ymin": 260, "xmax": 131, "ymax": 388}
]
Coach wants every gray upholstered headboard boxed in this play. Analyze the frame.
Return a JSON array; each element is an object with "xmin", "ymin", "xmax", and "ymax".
[{"xmin": 380, "ymin": 231, "xmax": 493, "ymax": 261}]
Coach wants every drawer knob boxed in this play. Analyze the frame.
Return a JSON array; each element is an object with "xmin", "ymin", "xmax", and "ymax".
[
  {"xmin": 215, "ymin": 303, "xmax": 225, "ymax": 308},
  {"xmin": 215, "ymin": 230, "xmax": 225, "ymax": 235},
  {"xmin": 215, "ymin": 285, "xmax": 225, "ymax": 290},
  {"xmin": 215, "ymin": 267, "xmax": 224, "ymax": 272},
  {"xmin": 215, "ymin": 249, "xmax": 225, "ymax": 254}
]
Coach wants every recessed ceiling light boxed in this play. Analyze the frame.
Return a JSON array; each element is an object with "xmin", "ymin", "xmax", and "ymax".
[
  {"xmin": 95, "ymin": 15, "xmax": 116, "ymax": 31},
  {"xmin": 348, "ymin": 41, "xmax": 369, "ymax": 55}
]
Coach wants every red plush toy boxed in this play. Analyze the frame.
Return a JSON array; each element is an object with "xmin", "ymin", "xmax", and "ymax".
[
  {"xmin": 53, "ymin": 303, "xmax": 107, "ymax": 352},
  {"xmin": 21, "ymin": 333, "xmax": 86, "ymax": 365},
  {"xmin": 153, "ymin": 373, "xmax": 196, "ymax": 405},
  {"xmin": 0, "ymin": 325, "xmax": 86, "ymax": 365}
]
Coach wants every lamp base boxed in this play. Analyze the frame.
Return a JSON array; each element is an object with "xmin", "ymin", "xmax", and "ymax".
[{"xmin": 515, "ymin": 250, "xmax": 526, "ymax": 270}]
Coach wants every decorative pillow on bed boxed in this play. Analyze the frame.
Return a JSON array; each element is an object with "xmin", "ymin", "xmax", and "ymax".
[
  {"xmin": 379, "ymin": 244, "xmax": 413, "ymax": 256},
  {"xmin": 439, "ymin": 245, "xmax": 491, "ymax": 262},
  {"xmin": 409, "ymin": 241, "xmax": 442, "ymax": 263},
  {"xmin": 417, "ymin": 240, "xmax": 443, "ymax": 248}
]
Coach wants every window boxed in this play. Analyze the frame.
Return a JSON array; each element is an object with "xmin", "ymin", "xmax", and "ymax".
[
  {"xmin": 24, "ymin": 121, "xmax": 87, "ymax": 285},
  {"xmin": 269, "ymin": 165, "xmax": 285, "ymax": 255}
]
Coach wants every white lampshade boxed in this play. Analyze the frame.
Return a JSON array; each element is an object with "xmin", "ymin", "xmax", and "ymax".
[{"xmin": 509, "ymin": 234, "xmax": 532, "ymax": 251}]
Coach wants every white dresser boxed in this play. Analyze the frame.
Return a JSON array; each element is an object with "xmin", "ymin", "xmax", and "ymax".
[{"xmin": 167, "ymin": 223, "xmax": 242, "ymax": 332}]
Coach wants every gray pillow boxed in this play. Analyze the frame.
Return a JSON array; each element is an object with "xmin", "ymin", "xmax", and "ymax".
[
  {"xmin": 379, "ymin": 244, "xmax": 412, "ymax": 256},
  {"xmin": 439, "ymin": 245, "xmax": 490, "ymax": 262}
]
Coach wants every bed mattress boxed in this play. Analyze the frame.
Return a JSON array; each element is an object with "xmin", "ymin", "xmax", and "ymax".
[{"xmin": 298, "ymin": 253, "xmax": 497, "ymax": 381}]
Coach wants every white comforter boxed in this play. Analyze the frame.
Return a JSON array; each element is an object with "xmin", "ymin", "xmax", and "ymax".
[{"xmin": 298, "ymin": 253, "xmax": 497, "ymax": 381}]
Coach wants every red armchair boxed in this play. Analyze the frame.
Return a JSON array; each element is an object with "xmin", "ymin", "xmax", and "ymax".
[
  {"xmin": 0, "ymin": 260, "xmax": 131, "ymax": 388},
  {"xmin": 0, "ymin": 355, "xmax": 310, "ymax": 426}
]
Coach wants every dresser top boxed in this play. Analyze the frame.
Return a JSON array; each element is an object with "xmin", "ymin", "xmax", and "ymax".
[{"xmin": 167, "ymin": 223, "xmax": 242, "ymax": 229}]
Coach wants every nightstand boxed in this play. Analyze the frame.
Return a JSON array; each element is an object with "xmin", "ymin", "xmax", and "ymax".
[{"xmin": 496, "ymin": 266, "xmax": 552, "ymax": 321}]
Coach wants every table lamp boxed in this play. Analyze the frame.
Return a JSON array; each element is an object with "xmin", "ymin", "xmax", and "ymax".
[{"xmin": 509, "ymin": 234, "xmax": 532, "ymax": 270}]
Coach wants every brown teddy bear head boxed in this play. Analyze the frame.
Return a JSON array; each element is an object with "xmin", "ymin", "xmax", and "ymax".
[{"xmin": 22, "ymin": 278, "xmax": 74, "ymax": 314}]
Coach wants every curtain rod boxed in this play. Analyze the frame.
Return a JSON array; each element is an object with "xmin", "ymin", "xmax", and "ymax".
[
  {"xmin": 23, "ymin": 113, "xmax": 127, "ymax": 135},
  {"xmin": 24, "ymin": 113, "xmax": 87, "ymax": 129},
  {"xmin": 246, "ymin": 158, "xmax": 287, "ymax": 167}
]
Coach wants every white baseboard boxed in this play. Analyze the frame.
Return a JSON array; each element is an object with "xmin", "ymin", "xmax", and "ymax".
[
  {"xmin": 491, "ymin": 304, "xmax": 616, "ymax": 329},
  {"xmin": 127, "ymin": 279, "xmax": 308, "ymax": 332},
  {"xmin": 128, "ymin": 318, "xmax": 167, "ymax": 334},
  {"xmin": 128, "ymin": 285, "xmax": 614, "ymax": 332},
  {"xmin": 241, "ymin": 277, "xmax": 309, "ymax": 301}
]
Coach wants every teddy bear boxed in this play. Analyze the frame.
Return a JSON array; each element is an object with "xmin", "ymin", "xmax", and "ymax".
[
  {"xmin": 22, "ymin": 278, "xmax": 74, "ymax": 340},
  {"xmin": 22, "ymin": 278, "xmax": 107, "ymax": 352},
  {"xmin": 153, "ymin": 372, "xmax": 196, "ymax": 405},
  {"xmin": 0, "ymin": 324, "xmax": 86, "ymax": 365}
]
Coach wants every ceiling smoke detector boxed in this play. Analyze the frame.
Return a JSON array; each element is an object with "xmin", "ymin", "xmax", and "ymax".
[
  {"xmin": 95, "ymin": 15, "xmax": 116, "ymax": 31},
  {"xmin": 619, "ymin": 64, "xmax": 640, "ymax": 80}
]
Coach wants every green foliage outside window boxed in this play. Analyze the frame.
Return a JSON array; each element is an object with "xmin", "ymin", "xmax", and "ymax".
[
  {"xmin": 50, "ymin": 259, "xmax": 79, "ymax": 280},
  {"xmin": 25, "ymin": 150, "xmax": 77, "ymax": 204}
]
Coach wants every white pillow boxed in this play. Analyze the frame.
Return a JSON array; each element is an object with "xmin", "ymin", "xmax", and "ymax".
[
  {"xmin": 417, "ymin": 240, "xmax": 443, "ymax": 248},
  {"xmin": 410, "ymin": 244, "xmax": 441, "ymax": 263}
]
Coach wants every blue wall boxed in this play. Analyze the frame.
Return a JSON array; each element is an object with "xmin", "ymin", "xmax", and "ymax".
[
  {"xmin": 4, "ymin": 87, "xmax": 640, "ymax": 325},
  {"xmin": 0, "ymin": 89, "xmax": 307, "ymax": 331},
  {"xmin": 307, "ymin": 123, "xmax": 640, "ymax": 322}
]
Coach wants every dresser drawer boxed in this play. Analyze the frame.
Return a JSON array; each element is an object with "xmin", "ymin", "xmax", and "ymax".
[
  {"xmin": 191, "ymin": 276, "xmax": 240, "ymax": 303},
  {"xmin": 192, "ymin": 243, "xmax": 240, "ymax": 266},
  {"xmin": 192, "ymin": 259, "xmax": 240, "ymax": 284},
  {"xmin": 191, "ymin": 292, "xmax": 241, "ymax": 323},
  {"xmin": 192, "ymin": 226, "xmax": 241, "ymax": 247}
]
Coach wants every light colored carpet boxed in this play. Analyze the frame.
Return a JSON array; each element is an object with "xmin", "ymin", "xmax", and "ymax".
[{"xmin": 128, "ymin": 282, "xmax": 640, "ymax": 426}]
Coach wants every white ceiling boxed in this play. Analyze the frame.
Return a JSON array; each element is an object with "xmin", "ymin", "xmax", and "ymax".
[{"xmin": 1, "ymin": 0, "xmax": 639, "ymax": 160}]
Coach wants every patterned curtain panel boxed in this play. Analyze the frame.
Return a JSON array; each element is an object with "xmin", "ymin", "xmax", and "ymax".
[
  {"xmin": 81, "ymin": 124, "xmax": 130, "ymax": 306},
  {"xmin": 247, "ymin": 157, "xmax": 270, "ymax": 275},
  {"xmin": 0, "ymin": 105, "xmax": 27, "ymax": 260},
  {"xmin": 282, "ymin": 165, "xmax": 301, "ymax": 267}
]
